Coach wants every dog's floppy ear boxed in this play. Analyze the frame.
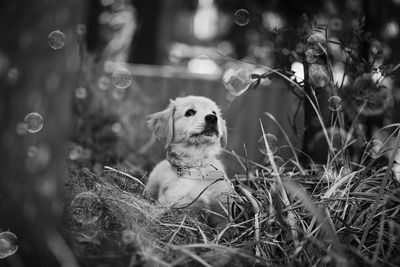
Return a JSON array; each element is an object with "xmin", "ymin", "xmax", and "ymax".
[
  {"xmin": 220, "ymin": 117, "xmax": 228, "ymax": 147},
  {"xmin": 147, "ymin": 100, "xmax": 175, "ymax": 147}
]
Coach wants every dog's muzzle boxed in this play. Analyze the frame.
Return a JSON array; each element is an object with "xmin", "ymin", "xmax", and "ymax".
[{"xmin": 203, "ymin": 114, "xmax": 219, "ymax": 136}]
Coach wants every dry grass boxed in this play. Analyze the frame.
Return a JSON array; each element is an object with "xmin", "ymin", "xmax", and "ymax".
[{"xmin": 64, "ymin": 136, "xmax": 400, "ymax": 267}]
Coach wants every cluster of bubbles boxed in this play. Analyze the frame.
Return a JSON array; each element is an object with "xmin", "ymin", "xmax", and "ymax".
[
  {"xmin": 23, "ymin": 112, "xmax": 44, "ymax": 133},
  {"xmin": 222, "ymin": 68, "xmax": 253, "ymax": 96},
  {"xmin": 234, "ymin": 9, "xmax": 250, "ymax": 26},
  {"xmin": 258, "ymin": 133, "xmax": 279, "ymax": 155},
  {"xmin": 70, "ymin": 191, "xmax": 102, "ymax": 225},
  {"xmin": 0, "ymin": 231, "xmax": 18, "ymax": 259},
  {"xmin": 48, "ymin": 30, "xmax": 66, "ymax": 50}
]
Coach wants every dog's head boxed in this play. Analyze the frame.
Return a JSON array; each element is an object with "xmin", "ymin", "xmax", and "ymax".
[{"xmin": 147, "ymin": 96, "xmax": 227, "ymax": 147}]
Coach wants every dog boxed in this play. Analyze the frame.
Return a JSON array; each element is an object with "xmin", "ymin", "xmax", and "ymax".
[{"xmin": 146, "ymin": 95, "xmax": 234, "ymax": 226}]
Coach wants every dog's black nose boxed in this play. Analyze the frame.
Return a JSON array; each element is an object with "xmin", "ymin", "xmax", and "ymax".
[{"xmin": 205, "ymin": 114, "xmax": 217, "ymax": 124}]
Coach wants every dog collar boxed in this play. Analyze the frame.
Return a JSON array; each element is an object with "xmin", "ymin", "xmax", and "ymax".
[{"xmin": 172, "ymin": 164, "xmax": 225, "ymax": 180}]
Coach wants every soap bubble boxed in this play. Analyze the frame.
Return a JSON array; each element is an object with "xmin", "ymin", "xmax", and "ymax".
[
  {"xmin": 80, "ymin": 224, "xmax": 98, "ymax": 239},
  {"xmin": 111, "ymin": 122, "xmax": 122, "ymax": 133},
  {"xmin": 27, "ymin": 146, "xmax": 39, "ymax": 157},
  {"xmin": 76, "ymin": 24, "xmax": 87, "ymax": 35},
  {"xmin": 258, "ymin": 133, "xmax": 279, "ymax": 155},
  {"xmin": 69, "ymin": 145, "xmax": 83, "ymax": 160},
  {"xmin": 264, "ymin": 155, "xmax": 284, "ymax": 167},
  {"xmin": 70, "ymin": 192, "xmax": 102, "ymax": 225},
  {"xmin": 305, "ymin": 49, "xmax": 319, "ymax": 63},
  {"xmin": 308, "ymin": 64, "xmax": 330, "ymax": 88},
  {"xmin": 24, "ymin": 112, "xmax": 44, "ymax": 133},
  {"xmin": 75, "ymin": 87, "xmax": 88, "ymax": 99},
  {"xmin": 222, "ymin": 68, "xmax": 252, "ymax": 96},
  {"xmin": 111, "ymin": 67, "xmax": 132, "ymax": 89},
  {"xmin": 7, "ymin": 68, "xmax": 19, "ymax": 82},
  {"xmin": 234, "ymin": 9, "xmax": 250, "ymax": 26},
  {"xmin": 48, "ymin": 30, "xmax": 65, "ymax": 50},
  {"xmin": 97, "ymin": 76, "xmax": 111, "ymax": 90},
  {"xmin": 365, "ymin": 139, "xmax": 384, "ymax": 159},
  {"xmin": 265, "ymin": 219, "xmax": 281, "ymax": 238},
  {"xmin": 307, "ymin": 32, "xmax": 326, "ymax": 44},
  {"xmin": 16, "ymin": 122, "xmax": 28, "ymax": 135},
  {"xmin": 328, "ymin": 96, "xmax": 342, "ymax": 111},
  {"xmin": 0, "ymin": 231, "xmax": 18, "ymax": 259},
  {"xmin": 111, "ymin": 87, "xmax": 126, "ymax": 100}
]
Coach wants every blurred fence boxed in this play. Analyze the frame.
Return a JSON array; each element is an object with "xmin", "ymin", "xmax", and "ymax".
[{"xmin": 124, "ymin": 64, "xmax": 303, "ymax": 174}]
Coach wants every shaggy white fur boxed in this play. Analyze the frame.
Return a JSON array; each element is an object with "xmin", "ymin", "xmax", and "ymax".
[{"xmin": 146, "ymin": 96, "xmax": 233, "ymax": 221}]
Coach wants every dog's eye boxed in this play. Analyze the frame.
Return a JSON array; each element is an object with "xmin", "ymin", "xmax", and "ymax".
[
  {"xmin": 185, "ymin": 109, "xmax": 196, "ymax": 117},
  {"xmin": 212, "ymin": 111, "xmax": 216, "ymax": 115}
]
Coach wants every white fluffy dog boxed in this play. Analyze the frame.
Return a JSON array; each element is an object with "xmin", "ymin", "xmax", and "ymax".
[{"xmin": 146, "ymin": 96, "xmax": 234, "ymax": 224}]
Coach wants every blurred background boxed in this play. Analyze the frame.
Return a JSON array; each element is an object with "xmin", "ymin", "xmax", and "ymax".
[{"xmin": 1, "ymin": 0, "xmax": 400, "ymax": 266}]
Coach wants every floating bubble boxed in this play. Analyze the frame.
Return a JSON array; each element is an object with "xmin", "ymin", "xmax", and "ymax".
[
  {"xmin": 281, "ymin": 48, "xmax": 290, "ymax": 56},
  {"xmin": 80, "ymin": 224, "xmax": 98, "ymax": 239},
  {"xmin": 265, "ymin": 219, "xmax": 281, "ymax": 239},
  {"xmin": 111, "ymin": 67, "xmax": 132, "ymax": 89},
  {"xmin": 70, "ymin": 192, "xmax": 102, "ymax": 225},
  {"xmin": 48, "ymin": 30, "xmax": 66, "ymax": 50},
  {"xmin": 76, "ymin": 24, "xmax": 87, "ymax": 35},
  {"xmin": 307, "ymin": 32, "xmax": 326, "ymax": 44},
  {"xmin": 111, "ymin": 122, "xmax": 122, "ymax": 133},
  {"xmin": 0, "ymin": 231, "xmax": 18, "ymax": 259},
  {"xmin": 7, "ymin": 68, "xmax": 19, "ymax": 82},
  {"xmin": 365, "ymin": 139, "xmax": 384, "ymax": 159},
  {"xmin": 27, "ymin": 146, "xmax": 39, "ymax": 157},
  {"xmin": 103, "ymin": 61, "xmax": 116, "ymax": 73},
  {"xmin": 24, "ymin": 112, "xmax": 44, "ymax": 133},
  {"xmin": 264, "ymin": 155, "xmax": 284, "ymax": 167},
  {"xmin": 258, "ymin": 133, "xmax": 279, "ymax": 155},
  {"xmin": 305, "ymin": 49, "xmax": 319, "ymax": 63},
  {"xmin": 222, "ymin": 68, "xmax": 252, "ymax": 96},
  {"xmin": 69, "ymin": 145, "xmax": 83, "ymax": 160},
  {"xmin": 75, "ymin": 87, "xmax": 88, "ymax": 99},
  {"xmin": 328, "ymin": 96, "xmax": 342, "ymax": 111},
  {"xmin": 16, "ymin": 122, "xmax": 28, "ymax": 135},
  {"xmin": 111, "ymin": 87, "xmax": 126, "ymax": 100},
  {"xmin": 234, "ymin": 9, "xmax": 250, "ymax": 26},
  {"xmin": 308, "ymin": 64, "xmax": 330, "ymax": 88},
  {"xmin": 97, "ymin": 76, "xmax": 111, "ymax": 90}
]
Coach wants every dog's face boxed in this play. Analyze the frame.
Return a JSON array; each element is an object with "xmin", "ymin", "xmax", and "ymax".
[{"xmin": 148, "ymin": 96, "xmax": 227, "ymax": 147}]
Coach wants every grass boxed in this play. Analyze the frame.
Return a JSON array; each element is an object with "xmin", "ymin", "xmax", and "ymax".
[
  {"xmin": 64, "ymin": 77, "xmax": 400, "ymax": 266},
  {"xmin": 64, "ymin": 118, "xmax": 400, "ymax": 266}
]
